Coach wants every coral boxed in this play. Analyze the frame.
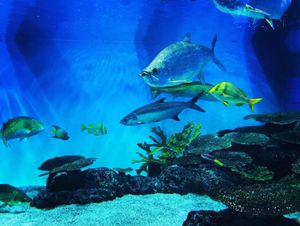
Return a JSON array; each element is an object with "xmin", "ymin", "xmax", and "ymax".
[
  {"xmin": 292, "ymin": 158, "xmax": 300, "ymax": 175},
  {"xmin": 230, "ymin": 165, "xmax": 274, "ymax": 182},
  {"xmin": 223, "ymin": 132, "xmax": 270, "ymax": 146},
  {"xmin": 271, "ymin": 129, "xmax": 300, "ymax": 145},
  {"xmin": 212, "ymin": 151, "xmax": 253, "ymax": 168},
  {"xmin": 185, "ymin": 134, "xmax": 232, "ymax": 155},
  {"xmin": 243, "ymin": 111, "xmax": 300, "ymax": 125},
  {"xmin": 133, "ymin": 122, "xmax": 201, "ymax": 175}
]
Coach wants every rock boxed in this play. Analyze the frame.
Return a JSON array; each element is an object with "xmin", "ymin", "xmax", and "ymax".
[
  {"xmin": 223, "ymin": 132, "xmax": 270, "ymax": 146},
  {"xmin": 32, "ymin": 165, "xmax": 237, "ymax": 209},
  {"xmin": 211, "ymin": 151, "xmax": 253, "ymax": 168},
  {"xmin": 183, "ymin": 209, "xmax": 300, "ymax": 226}
]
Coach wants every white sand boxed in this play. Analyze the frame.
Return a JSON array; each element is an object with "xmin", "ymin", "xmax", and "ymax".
[{"xmin": 0, "ymin": 193, "xmax": 226, "ymax": 226}]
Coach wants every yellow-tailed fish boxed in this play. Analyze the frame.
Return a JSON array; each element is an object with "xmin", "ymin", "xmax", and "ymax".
[
  {"xmin": 209, "ymin": 82, "xmax": 262, "ymax": 111},
  {"xmin": 81, "ymin": 123, "xmax": 107, "ymax": 136}
]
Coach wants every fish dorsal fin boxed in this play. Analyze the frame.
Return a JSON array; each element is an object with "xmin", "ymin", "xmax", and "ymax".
[
  {"xmin": 155, "ymin": 98, "xmax": 166, "ymax": 103},
  {"xmin": 172, "ymin": 114, "xmax": 180, "ymax": 121},
  {"xmin": 182, "ymin": 32, "xmax": 191, "ymax": 43}
]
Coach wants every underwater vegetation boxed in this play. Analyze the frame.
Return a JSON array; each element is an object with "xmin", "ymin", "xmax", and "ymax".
[{"xmin": 132, "ymin": 121, "xmax": 201, "ymax": 176}]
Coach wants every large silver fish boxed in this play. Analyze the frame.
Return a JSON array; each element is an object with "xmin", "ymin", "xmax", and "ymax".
[
  {"xmin": 120, "ymin": 93, "xmax": 205, "ymax": 126},
  {"xmin": 212, "ymin": 0, "xmax": 292, "ymax": 29},
  {"xmin": 140, "ymin": 33, "xmax": 226, "ymax": 87}
]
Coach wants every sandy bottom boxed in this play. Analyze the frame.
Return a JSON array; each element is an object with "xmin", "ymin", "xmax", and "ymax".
[{"xmin": 0, "ymin": 193, "xmax": 226, "ymax": 226}]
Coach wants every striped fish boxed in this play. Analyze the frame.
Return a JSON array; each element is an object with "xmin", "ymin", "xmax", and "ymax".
[{"xmin": 81, "ymin": 123, "xmax": 107, "ymax": 136}]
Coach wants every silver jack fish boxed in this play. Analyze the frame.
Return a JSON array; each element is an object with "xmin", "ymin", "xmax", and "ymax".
[
  {"xmin": 212, "ymin": 0, "xmax": 273, "ymax": 28},
  {"xmin": 140, "ymin": 33, "xmax": 226, "ymax": 87},
  {"xmin": 120, "ymin": 93, "xmax": 205, "ymax": 126}
]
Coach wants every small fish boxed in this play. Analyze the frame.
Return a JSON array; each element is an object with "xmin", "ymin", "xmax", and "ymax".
[
  {"xmin": 140, "ymin": 33, "xmax": 225, "ymax": 87},
  {"xmin": 0, "ymin": 116, "xmax": 44, "ymax": 147},
  {"xmin": 201, "ymin": 154, "xmax": 224, "ymax": 167},
  {"xmin": 113, "ymin": 167, "xmax": 134, "ymax": 175},
  {"xmin": 120, "ymin": 93, "xmax": 205, "ymax": 126},
  {"xmin": 209, "ymin": 82, "xmax": 262, "ymax": 111},
  {"xmin": 81, "ymin": 123, "xmax": 107, "ymax": 136},
  {"xmin": 51, "ymin": 125, "xmax": 69, "ymax": 140},
  {"xmin": 212, "ymin": 0, "xmax": 272, "ymax": 26},
  {"xmin": 150, "ymin": 82, "xmax": 217, "ymax": 101},
  {"xmin": 0, "ymin": 184, "xmax": 31, "ymax": 206}
]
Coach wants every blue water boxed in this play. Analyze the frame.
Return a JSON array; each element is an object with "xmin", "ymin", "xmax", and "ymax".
[{"xmin": 0, "ymin": 0, "xmax": 299, "ymax": 186}]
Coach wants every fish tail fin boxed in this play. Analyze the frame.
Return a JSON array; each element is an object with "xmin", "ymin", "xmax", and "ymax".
[
  {"xmin": 265, "ymin": 16, "xmax": 274, "ymax": 29},
  {"xmin": 38, "ymin": 172, "xmax": 49, "ymax": 177},
  {"xmin": 249, "ymin": 98, "xmax": 263, "ymax": 111},
  {"xmin": 150, "ymin": 87, "xmax": 160, "ymax": 98},
  {"xmin": 81, "ymin": 124, "xmax": 86, "ymax": 131},
  {"xmin": 188, "ymin": 92, "xmax": 205, "ymax": 112},
  {"xmin": 211, "ymin": 34, "xmax": 226, "ymax": 72}
]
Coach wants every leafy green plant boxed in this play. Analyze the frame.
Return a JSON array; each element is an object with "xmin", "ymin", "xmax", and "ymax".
[{"xmin": 133, "ymin": 122, "xmax": 201, "ymax": 175}]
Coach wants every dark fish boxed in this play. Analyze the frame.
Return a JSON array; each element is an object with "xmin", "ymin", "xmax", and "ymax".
[
  {"xmin": 120, "ymin": 93, "xmax": 205, "ymax": 126},
  {"xmin": 51, "ymin": 125, "xmax": 69, "ymax": 140}
]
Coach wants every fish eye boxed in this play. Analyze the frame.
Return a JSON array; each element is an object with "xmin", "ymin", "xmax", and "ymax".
[{"xmin": 152, "ymin": 68, "xmax": 158, "ymax": 75}]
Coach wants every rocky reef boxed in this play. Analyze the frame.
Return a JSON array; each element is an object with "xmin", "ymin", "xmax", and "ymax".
[{"xmin": 31, "ymin": 111, "xmax": 300, "ymax": 225}]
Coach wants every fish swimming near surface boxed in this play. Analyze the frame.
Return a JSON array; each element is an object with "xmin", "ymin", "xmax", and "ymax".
[
  {"xmin": 208, "ymin": 82, "xmax": 262, "ymax": 111},
  {"xmin": 150, "ymin": 82, "xmax": 217, "ymax": 101},
  {"xmin": 140, "ymin": 33, "xmax": 226, "ymax": 87},
  {"xmin": 120, "ymin": 93, "xmax": 205, "ymax": 126},
  {"xmin": 212, "ymin": 0, "xmax": 292, "ymax": 29},
  {"xmin": 0, "ymin": 184, "xmax": 31, "ymax": 206},
  {"xmin": 0, "ymin": 116, "xmax": 44, "ymax": 147},
  {"xmin": 51, "ymin": 125, "xmax": 69, "ymax": 140},
  {"xmin": 81, "ymin": 123, "xmax": 107, "ymax": 136}
]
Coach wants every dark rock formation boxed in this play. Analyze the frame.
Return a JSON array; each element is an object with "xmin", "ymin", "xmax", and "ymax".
[
  {"xmin": 183, "ymin": 209, "xmax": 299, "ymax": 226},
  {"xmin": 32, "ymin": 165, "xmax": 235, "ymax": 208}
]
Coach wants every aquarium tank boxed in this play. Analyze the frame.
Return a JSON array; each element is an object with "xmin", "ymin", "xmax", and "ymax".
[{"xmin": 0, "ymin": 0, "xmax": 300, "ymax": 225}]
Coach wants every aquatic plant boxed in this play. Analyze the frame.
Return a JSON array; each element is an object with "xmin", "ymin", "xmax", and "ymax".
[{"xmin": 133, "ymin": 122, "xmax": 201, "ymax": 175}]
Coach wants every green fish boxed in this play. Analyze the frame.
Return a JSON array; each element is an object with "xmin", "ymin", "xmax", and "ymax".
[
  {"xmin": 150, "ymin": 82, "xmax": 217, "ymax": 101},
  {"xmin": 81, "ymin": 123, "xmax": 107, "ymax": 136},
  {"xmin": 0, "ymin": 116, "xmax": 44, "ymax": 147},
  {"xmin": 0, "ymin": 184, "xmax": 31, "ymax": 206}
]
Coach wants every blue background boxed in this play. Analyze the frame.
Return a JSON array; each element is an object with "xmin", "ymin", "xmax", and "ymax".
[{"xmin": 0, "ymin": 0, "xmax": 299, "ymax": 186}]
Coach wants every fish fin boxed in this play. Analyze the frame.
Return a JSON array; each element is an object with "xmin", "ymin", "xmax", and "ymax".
[
  {"xmin": 245, "ymin": 4, "xmax": 270, "ymax": 16},
  {"xmin": 182, "ymin": 32, "xmax": 191, "ymax": 43},
  {"xmin": 188, "ymin": 92, "xmax": 205, "ymax": 112},
  {"xmin": 249, "ymin": 98, "xmax": 263, "ymax": 111},
  {"xmin": 81, "ymin": 124, "xmax": 86, "ymax": 131},
  {"xmin": 19, "ymin": 137, "xmax": 28, "ymax": 142},
  {"xmin": 223, "ymin": 101, "xmax": 230, "ymax": 106},
  {"xmin": 155, "ymin": 98, "xmax": 166, "ymax": 103},
  {"xmin": 236, "ymin": 103, "xmax": 244, "ymax": 107},
  {"xmin": 197, "ymin": 72, "xmax": 205, "ymax": 84},
  {"xmin": 172, "ymin": 114, "xmax": 180, "ymax": 121},
  {"xmin": 38, "ymin": 172, "xmax": 49, "ymax": 177},
  {"xmin": 211, "ymin": 34, "xmax": 226, "ymax": 72},
  {"xmin": 265, "ymin": 16, "xmax": 274, "ymax": 29},
  {"xmin": 150, "ymin": 87, "xmax": 160, "ymax": 98},
  {"xmin": 2, "ymin": 139, "xmax": 9, "ymax": 148}
]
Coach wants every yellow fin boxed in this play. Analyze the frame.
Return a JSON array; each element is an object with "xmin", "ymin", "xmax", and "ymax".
[
  {"xmin": 213, "ymin": 159, "xmax": 224, "ymax": 167},
  {"xmin": 223, "ymin": 101, "xmax": 229, "ymax": 106},
  {"xmin": 249, "ymin": 98, "xmax": 263, "ymax": 111}
]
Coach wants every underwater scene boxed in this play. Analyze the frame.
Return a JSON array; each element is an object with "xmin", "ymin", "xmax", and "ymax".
[{"xmin": 0, "ymin": 0, "xmax": 300, "ymax": 225}]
